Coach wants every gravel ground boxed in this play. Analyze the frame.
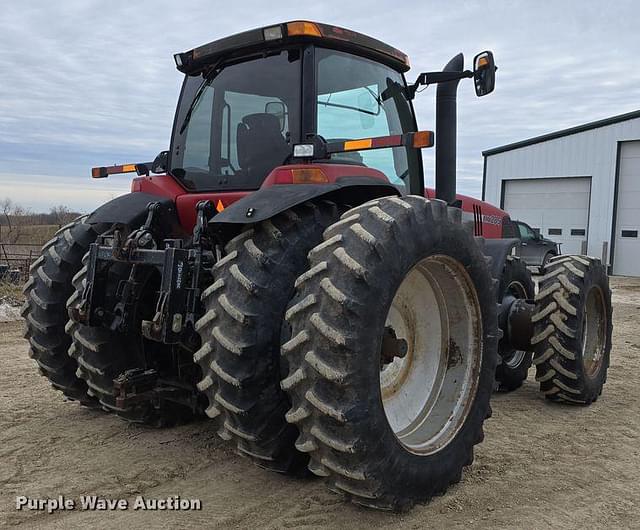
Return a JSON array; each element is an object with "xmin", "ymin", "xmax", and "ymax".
[{"xmin": 1, "ymin": 276, "xmax": 639, "ymax": 529}]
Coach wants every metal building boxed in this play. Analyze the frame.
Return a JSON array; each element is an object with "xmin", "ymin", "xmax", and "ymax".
[{"xmin": 482, "ymin": 110, "xmax": 640, "ymax": 277}]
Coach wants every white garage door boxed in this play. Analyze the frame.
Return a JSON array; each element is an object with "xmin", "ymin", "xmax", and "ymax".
[
  {"xmin": 503, "ymin": 177, "xmax": 591, "ymax": 255},
  {"xmin": 613, "ymin": 141, "xmax": 640, "ymax": 276}
]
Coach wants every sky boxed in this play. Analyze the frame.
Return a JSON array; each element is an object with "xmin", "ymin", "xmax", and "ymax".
[{"xmin": 1, "ymin": 0, "xmax": 639, "ymax": 213}]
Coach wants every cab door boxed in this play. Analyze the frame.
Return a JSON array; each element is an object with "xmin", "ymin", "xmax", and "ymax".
[{"xmin": 516, "ymin": 221, "xmax": 540, "ymax": 265}]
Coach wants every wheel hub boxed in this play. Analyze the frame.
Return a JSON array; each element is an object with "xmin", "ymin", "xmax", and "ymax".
[
  {"xmin": 380, "ymin": 255, "xmax": 483, "ymax": 455},
  {"xmin": 380, "ymin": 326, "xmax": 409, "ymax": 365}
]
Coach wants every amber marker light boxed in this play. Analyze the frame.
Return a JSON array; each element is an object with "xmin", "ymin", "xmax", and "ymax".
[
  {"xmin": 291, "ymin": 168, "xmax": 329, "ymax": 184},
  {"xmin": 90, "ymin": 163, "xmax": 147, "ymax": 179},
  {"xmin": 412, "ymin": 131, "xmax": 434, "ymax": 148},
  {"xmin": 344, "ymin": 139, "xmax": 373, "ymax": 151},
  {"xmin": 286, "ymin": 21, "xmax": 322, "ymax": 37}
]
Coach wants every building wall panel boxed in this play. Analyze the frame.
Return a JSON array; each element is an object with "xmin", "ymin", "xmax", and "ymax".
[{"xmin": 485, "ymin": 117, "xmax": 640, "ymax": 267}]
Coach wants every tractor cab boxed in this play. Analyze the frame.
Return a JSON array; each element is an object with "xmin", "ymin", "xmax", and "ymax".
[
  {"xmin": 169, "ymin": 21, "xmax": 420, "ymax": 194},
  {"xmin": 94, "ymin": 20, "xmax": 496, "ymax": 208}
]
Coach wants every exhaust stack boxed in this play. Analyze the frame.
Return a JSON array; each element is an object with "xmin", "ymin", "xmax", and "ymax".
[{"xmin": 435, "ymin": 53, "xmax": 464, "ymax": 205}]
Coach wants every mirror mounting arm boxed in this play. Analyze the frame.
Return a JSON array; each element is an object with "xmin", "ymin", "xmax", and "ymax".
[{"xmin": 407, "ymin": 70, "xmax": 474, "ymax": 100}]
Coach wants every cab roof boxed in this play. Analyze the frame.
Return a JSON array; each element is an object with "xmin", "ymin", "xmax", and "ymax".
[{"xmin": 174, "ymin": 20, "xmax": 410, "ymax": 75}]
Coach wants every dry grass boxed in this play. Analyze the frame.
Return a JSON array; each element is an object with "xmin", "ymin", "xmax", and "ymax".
[
  {"xmin": 0, "ymin": 281, "xmax": 23, "ymax": 303},
  {"xmin": 19, "ymin": 224, "xmax": 58, "ymax": 244},
  {"xmin": 0, "ymin": 224, "xmax": 58, "ymax": 246}
]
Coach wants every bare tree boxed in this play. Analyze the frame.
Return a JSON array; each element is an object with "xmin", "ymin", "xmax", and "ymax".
[
  {"xmin": 50, "ymin": 205, "xmax": 73, "ymax": 226},
  {"xmin": 0, "ymin": 200, "xmax": 30, "ymax": 244},
  {"xmin": 1, "ymin": 198, "xmax": 13, "ymax": 230}
]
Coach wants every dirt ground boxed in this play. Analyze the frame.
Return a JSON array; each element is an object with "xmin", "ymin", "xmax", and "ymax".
[{"xmin": 1, "ymin": 277, "xmax": 639, "ymax": 529}]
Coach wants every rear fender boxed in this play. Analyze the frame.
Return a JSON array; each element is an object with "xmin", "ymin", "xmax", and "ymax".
[
  {"xmin": 86, "ymin": 192, "xmax": 181, "ymax": 233},
  {"xmin": 210, "ymin": 178, "xmax": 401, "ymax": 226},
  {"xmin": 482, "ymin": 238, "xmax": 521, "ymax": 297}
]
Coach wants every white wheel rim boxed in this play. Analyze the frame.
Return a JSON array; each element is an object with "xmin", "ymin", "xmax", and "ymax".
[
  {"xmin": 380, "ymin": 255, "xmax": 483, "ymax": 455},
  {"xmin": 582, "ymin": 285, "xmax": 607, "ymax": 378}
]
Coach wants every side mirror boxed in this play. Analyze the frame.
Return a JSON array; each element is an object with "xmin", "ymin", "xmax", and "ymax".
[
  {"xmin": 265, "ymin": 101, "xmax": 286, "ymax": 132},
  {"xmin": 151, "ymin": 150, "xmax": 169, "ymax": 173},
  {"xmin": 473, "ymin": 51, "xmax": 496, "ymax": 97}
]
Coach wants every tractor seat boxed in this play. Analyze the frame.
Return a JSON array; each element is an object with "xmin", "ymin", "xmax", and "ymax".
[{"xmin": 236, "ymin": 113, "xmax": 290, "ymax": 184}]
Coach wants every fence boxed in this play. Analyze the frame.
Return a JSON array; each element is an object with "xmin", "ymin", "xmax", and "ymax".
[{"xmin": 0, "ymin": 242, "xmax": 41, "ymax": 283}]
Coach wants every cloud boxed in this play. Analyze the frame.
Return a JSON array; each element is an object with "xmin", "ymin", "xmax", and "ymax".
[{"xmin": 1, "ymin": 0, "xmax": 638, "ymax": 209}]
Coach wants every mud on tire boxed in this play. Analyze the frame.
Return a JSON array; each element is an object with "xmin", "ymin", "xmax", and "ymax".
[
  {"xmin": 194, "ymin": 201, "xmax": 341, "ymax": 473},
  {"xmin": 532, "ymin": 255, "xmax": 612, "ymax": 404},
  {"xmin": 281, "ymin": 196, "xmax": 498, "ymax": 510},
  {"xmin": 22, "ymin": 216, "xmax": 103, "ymax": 405}
]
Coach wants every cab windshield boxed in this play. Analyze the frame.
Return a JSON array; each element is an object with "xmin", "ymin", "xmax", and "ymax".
[{"xmin": 170, "ymin": 49, "xmax": 301, "ymax": 191}]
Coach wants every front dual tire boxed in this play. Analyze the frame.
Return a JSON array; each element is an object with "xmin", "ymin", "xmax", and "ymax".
[
  {"xmin": 532, "ymin": 255, "xmax": 612, "ymax": 404},
  {"xmin": 280, "ymin": 196, "xmax": 498, "ymax": 510}
]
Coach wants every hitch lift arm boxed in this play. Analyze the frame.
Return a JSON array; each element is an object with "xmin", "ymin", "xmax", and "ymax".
[{"xmin": 69, "ymin": 200, "xmax": 217, "ymax": 348}]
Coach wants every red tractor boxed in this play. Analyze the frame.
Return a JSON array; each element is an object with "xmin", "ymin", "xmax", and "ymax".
[{"xmin": 23, "ymin": 21, "xmax": 612, "ymax": 510}]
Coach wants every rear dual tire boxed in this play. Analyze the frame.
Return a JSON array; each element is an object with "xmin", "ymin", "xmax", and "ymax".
[
  {"xmin": 194, "ymin": 201, "xmax": 342, "ymax": 473},
  {"xmin": 22, "ymin": 216, "xmax": 103, "ymax": 406},
  {"xmin": 281, "ymin": 196, "xmax": 498, "ymax": 510}
]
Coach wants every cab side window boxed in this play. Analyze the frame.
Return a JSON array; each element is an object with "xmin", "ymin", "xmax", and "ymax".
[{"xmin": 182, "ymin": 85, "xmax": 214, "ymax": 171}]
